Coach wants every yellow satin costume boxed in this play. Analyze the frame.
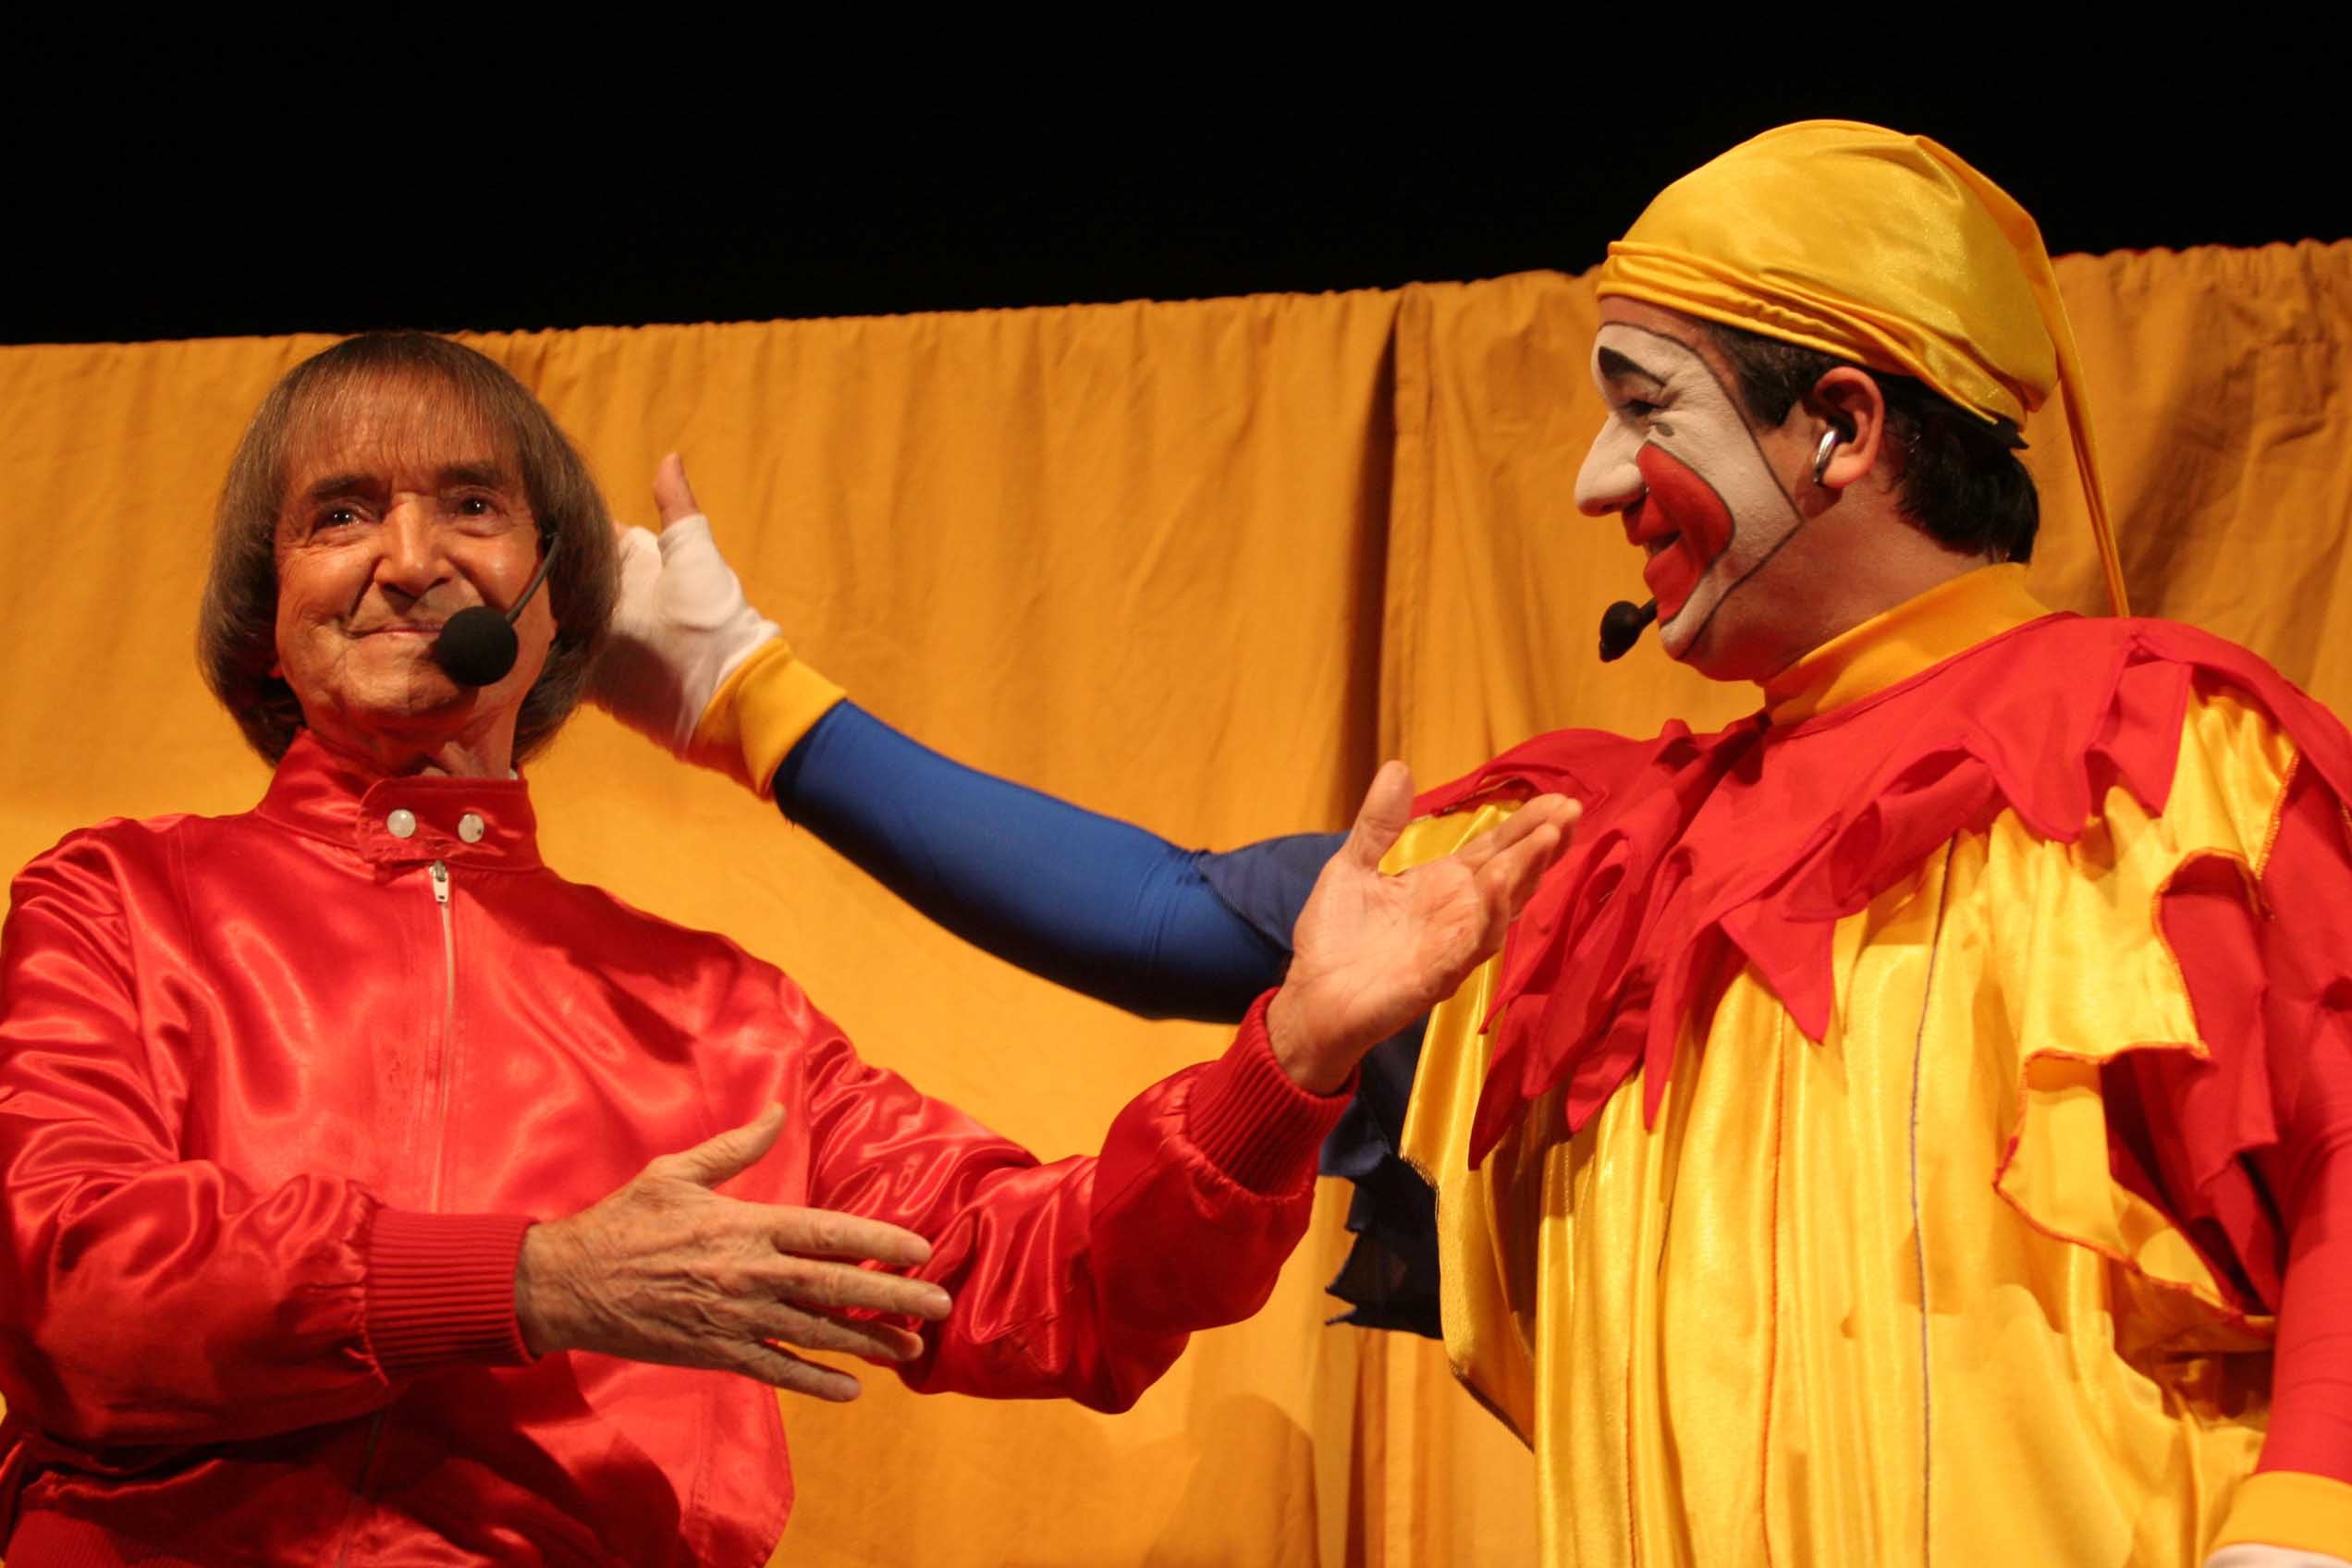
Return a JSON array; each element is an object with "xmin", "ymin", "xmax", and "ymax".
[{"xmin": 1388, "ymin": 567, "xmax": 2346, "ymax": 1565}]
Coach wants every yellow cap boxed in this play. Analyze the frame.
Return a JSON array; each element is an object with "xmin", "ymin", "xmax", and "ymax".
[{"xmin": 1596, "ymin": 119, "xmax": 2128, "ymax": 615}]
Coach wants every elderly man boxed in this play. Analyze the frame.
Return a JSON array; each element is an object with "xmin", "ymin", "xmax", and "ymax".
[
  {"xmin": 0, "ymin": 332, "xmax": 1573, "ymax": 1563},
  {"xmin": 594, "ymin": 125, "xmax": 2352, "ymax": 1565}
]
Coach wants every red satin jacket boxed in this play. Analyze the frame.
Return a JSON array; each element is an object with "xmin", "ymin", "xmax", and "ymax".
[{"xmin": 0, "ymin": 732, "xmax": 1342, "ymax": 1565}]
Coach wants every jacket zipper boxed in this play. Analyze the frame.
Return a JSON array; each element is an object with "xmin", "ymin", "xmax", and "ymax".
[
  {"xmin": 334, "ymin": 858, "xmax": 454, "ymax": 1566},
  {"xmin": 424, "ymin": 859, "xmax": 456, "ymax": 1213}
]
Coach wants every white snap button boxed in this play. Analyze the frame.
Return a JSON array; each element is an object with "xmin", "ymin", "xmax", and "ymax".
[
  {"xmin": 386, "ymin": 808, "xmax": 418, "ymax": 839},
  {"xmin": 458, "ymin": 813, "xmax": 486, "ymax": 844}
]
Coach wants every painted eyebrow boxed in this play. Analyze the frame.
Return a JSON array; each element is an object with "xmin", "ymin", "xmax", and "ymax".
[{"xmin": 1596, "ymin": 346, "xmax": 1666, "ymax": 388}]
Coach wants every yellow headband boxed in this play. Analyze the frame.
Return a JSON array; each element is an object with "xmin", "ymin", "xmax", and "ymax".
[{"xmin": 1595, "ymin": 119, "xmax": 2128, "ymax": 615}]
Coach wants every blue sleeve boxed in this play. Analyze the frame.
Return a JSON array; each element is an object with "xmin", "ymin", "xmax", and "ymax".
[
  {"xmin": 772, "ymin": 701, "xmax": 1321, "ymax": 1023},
  {"xmin": 774, "ymin": 700, "xmax": 1442, "ymax": 1339}
]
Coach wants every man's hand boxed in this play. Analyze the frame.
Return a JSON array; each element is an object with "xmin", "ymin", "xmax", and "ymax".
[
  {"xmin": 1268, "ymin": 763, "xmax": 1576, "ymax": 1094},
  {"xmin": 588, "ymin": 454, "xmax": 782, "ymax": 753},
  {"xmin": 513, "ymin": 1106, "xmax": 951, "ymax": 1402}
]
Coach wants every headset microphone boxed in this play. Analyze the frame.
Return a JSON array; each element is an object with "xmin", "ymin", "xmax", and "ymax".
[
  {"xmin": 1598, "ymin": 598, "xmax": 1657, "ymax": 662},
  {"xmin": 432, "ymin": 536, "xmax": 559, "ymax": 687}
]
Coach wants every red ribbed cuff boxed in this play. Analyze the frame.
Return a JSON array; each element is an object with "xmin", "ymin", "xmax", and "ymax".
[
  {"xmin": 1183, "ymin": 989, "xmax": 1354, "ymax": 1194},
  {"xmin": 364, "ymin": 1207, "xmax": 535, "ymax": 1378}
]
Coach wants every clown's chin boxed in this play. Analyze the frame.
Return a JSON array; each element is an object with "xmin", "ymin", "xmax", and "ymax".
[
  {"xmin": 1653, "ymin": 573, "xmax": 1742, "ymax": 667},
  {"xmin": 1654, "ymin": 596, "xmax": 1708, "ymax": 659}
]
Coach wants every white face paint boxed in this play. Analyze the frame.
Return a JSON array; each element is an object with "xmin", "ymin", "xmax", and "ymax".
[{"xmin": 1574, "ymin": 321, "xmax": 1808, "ymax": 659}]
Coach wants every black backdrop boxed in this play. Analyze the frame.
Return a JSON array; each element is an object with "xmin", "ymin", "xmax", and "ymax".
[{"xmin": 8, "ymin": 58, "xmax": 2346, "ymax": 348}]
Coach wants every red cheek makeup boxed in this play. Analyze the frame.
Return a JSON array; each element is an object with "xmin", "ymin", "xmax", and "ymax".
[{"xmin": 1632, "ymin": 444, "xmax": 1736, "ymax": 623}]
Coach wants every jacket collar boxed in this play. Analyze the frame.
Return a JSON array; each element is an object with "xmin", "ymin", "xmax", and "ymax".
[
  {"xmin": 1758, "ymin": 563, "xmax": 2054, "ymax": 726},
  {"xmin": 252, "ymin": 729, "xmax": 543, "ymax": 872}
]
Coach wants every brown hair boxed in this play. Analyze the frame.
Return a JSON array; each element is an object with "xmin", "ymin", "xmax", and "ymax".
[
  {"xmin": 199, "ymin": 333, "xmax": 619, "ymax": 764},
  {"xmin": 1700, "ymin": 321, "xmax": 2040, "ymax": 565}
]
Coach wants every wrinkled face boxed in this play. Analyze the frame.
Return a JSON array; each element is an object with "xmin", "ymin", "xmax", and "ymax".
[
  {"xmin": 271, "ymin": 383, "xmax": 555, "ymax": 752},
  {"xmin": 1574, "ymin": 305, "xmax": 1809, "ymax": 672}
]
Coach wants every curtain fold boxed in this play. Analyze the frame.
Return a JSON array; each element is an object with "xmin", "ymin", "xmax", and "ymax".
[{"xmin": 0, "ymin": 239, "xmax": 2342, "ymax": 1565}]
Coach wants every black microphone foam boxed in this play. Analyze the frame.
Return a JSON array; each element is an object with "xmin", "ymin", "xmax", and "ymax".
[
  {"xmin": 432, "ymin": 606, "xmax": 521, "ymax": 687},
  {"xmin": 430, "ymin": 533, "xmax": 559, "ymax": 687},
  {"xmin": 1598, "ymin": 599, "xmax": 1658, "ymax": 663}
]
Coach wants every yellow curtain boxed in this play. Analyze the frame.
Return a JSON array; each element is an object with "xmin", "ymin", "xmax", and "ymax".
[{"xmin": 0, "ymin": 239, "xmax": 2343, "ymax": 1565}]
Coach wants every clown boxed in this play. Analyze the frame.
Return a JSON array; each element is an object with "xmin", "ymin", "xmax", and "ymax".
[{"xmin": 594, "ymin": 125, "xmax": 2352, "ymax": 1566}]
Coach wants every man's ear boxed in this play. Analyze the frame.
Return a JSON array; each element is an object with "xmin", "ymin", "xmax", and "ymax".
[{"xmin": 1805, "ymin": 367, "xmax": 1887, "ymax": 491}]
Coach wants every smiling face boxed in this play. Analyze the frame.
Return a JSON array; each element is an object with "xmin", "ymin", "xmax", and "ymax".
[
  {"xmin": 1574, "ymin": 300, "xmax": 1826, "ymax": 679},
  {"xmin": 270, "ymin": 382, "xmax": 557, "ymax": 766}
]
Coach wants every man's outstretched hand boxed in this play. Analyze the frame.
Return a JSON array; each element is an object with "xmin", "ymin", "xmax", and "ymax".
[
  {"xmin": 1269, "ymin": 763, "xmax": 1576, "ymax": 1094},
  {"xmin": 588, "ymin": 454, "xmax": 782, "ymax": 754},
  {"xmin": 514, "ymin": 1106, "xmax": 951, "ymax": 1402}
]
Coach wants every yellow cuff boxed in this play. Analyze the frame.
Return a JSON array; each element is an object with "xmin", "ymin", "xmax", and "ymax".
[
  {"xmin": 2213, "ymin": 1472, "xmax": 2352, "ymax": 1558},
  {"xmin": 686, "ymin": 639, "xmax": 846, "ymax": 799}
]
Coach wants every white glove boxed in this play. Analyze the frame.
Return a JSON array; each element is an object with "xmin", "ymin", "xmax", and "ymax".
[
  {"xmin": 2207, "ymin": 1546, "xmax": 2352, "ymax": 1567},
  {"xmin": 590, "ymin": 456, "xmax": 781, "ymax": 755}
]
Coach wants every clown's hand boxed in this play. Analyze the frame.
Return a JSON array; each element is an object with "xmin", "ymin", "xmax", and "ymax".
[
  {"xmin": 1268, "ymin": 763, "xmax": 1577, "ymax": 1094},
  {"xmin": 593, "ymin": 454, "xmax": 779, "ymax": 755},
  {"xmin": 2205, "ymin": 1548, "xmax": 2352, "ymax": 1567},
  {"xmin": 589, "ymin": 455, "xmax": 841, "ymax": 795}
]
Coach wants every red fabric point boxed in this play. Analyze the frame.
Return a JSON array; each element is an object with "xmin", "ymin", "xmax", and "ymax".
[{"xmin": 1439, "ymin": 616, "xmax": 2352, "ymax": 1170}]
